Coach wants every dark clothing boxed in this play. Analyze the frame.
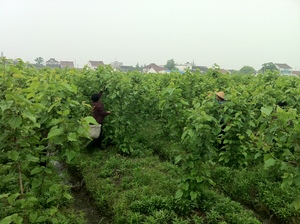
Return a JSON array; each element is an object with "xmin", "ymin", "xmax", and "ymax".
[
  {"xmin": 88, "ymin": 91, "xmax": 110, "ymax": 150},
  {"xmin": 217, "ymin": 100, "xmax": 226, "ymax": 151},
  {"xmin": 92, "ymin": 91, "xmax": 110, "ymax": 124}
]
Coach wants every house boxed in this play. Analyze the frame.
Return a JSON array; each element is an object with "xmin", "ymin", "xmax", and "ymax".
[
  {"xmin": 275, "ymin": 63, "xmax": 292, "ymax": 75},
  {"xmin": 292, "ymin": 70, "xmax": 300, "ymax": 76},
  {"xmin": 143, "ymin": 63, "xmax": 167, "ymax": 74},
  {"xmin": 60, "ymin": 61, "xmax": 74, "ymax": 68},
  {"xmin": 219, "ymin": 69, "xmax": 231, "ymax": 74},
  {"xmin": 32, "ymin": 64, "xmax": 45, "ymax": 69},
  {"xmin": 110, "ymin": 61, "xmax": 123, "ymax": 68},
  {"xmin": 45, "ymin": 58, "xmax": 60, "ymax": 68},
  {"xmin": 192, "ymin": 66, "xmax": 208, "ymax": 73},
  {"xmin": 118, "ymin": 66, "xmax": 136, "ymax": 72},
  {"xmin": 87, "ymin": 60, "xmax": 105, "ymax": 70},
  {"xmin": 175, "ymin": 62, "xmax": 192, "ymax": 72}
]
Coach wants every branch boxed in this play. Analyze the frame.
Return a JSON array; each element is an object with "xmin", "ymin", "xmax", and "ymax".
[{"xmin": 17, "ymin": 162, "xmax": 24, "ymax": 195}]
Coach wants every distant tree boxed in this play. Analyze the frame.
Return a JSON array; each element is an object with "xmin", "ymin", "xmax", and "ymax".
[
  {"xmin": 229, "ymin": 69, "xmax": 239, "ymax": 74},
  {"xmin": 165, "ymin": 59, "xmax": 176, "ymax": 70},
  {"xmin": 261, "ymin": 62, "xmax": 278, "ymax": 72},
  {"xmin": 191, "ymin": 60, "xmax": 195, "ymax": 67},
  {"xmin": 239, "ymin": 66, "xmax": 256, "ymax": 75},
  {"xmin": 135, "ymin": 63, "xmax": 140, "ymax": 69},
  {"xmin": 34, "ymin": 57, "xmax": 44, "ymax": 65}
]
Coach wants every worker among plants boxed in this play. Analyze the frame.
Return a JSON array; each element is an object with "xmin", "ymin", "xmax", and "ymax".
[
  {"xmin": 215, "ymin": 91, "xmax": 225, "ymax": 104},
  {"xmin": 215, "ymin": 91, "xmax": 226, "ymax": 150},
  {"xmin": 88, "ymin": 89, "xmax": 111, "ymax": 150}
]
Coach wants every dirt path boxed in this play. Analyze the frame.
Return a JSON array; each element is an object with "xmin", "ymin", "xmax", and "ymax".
[
  {"xmin": 56, "ymin": 162, "xmax": 112, "ymax": 224},
  {"xmin": 71, "ymin": 184, "xmax": 111, "ymax": 224}
]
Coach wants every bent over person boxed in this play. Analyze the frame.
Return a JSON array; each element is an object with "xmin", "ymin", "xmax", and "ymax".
[
  {"xmin": 215, "ymin": 91, "xmax": 226, "ymax": 150},
  {"xmin": 88, "ymin": 90, "xmax": 111, "ymax": 150}
]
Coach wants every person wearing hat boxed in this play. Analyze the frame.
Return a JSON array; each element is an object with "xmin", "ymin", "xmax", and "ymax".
[
  {"xmin": 215, "ymin": 91, "xmax": 225, "ymax": 104},
  {"xmin": 215, "ymin": 91, "xmax": 226, "ymax": 150},
  {"xmin": 88, "ymin": 90, "xmax": 111, "ymax": 150}
]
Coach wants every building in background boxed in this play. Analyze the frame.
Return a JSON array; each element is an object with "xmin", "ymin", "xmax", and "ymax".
[
  {"xmin": 110, "ymin": 61, "xmax": 123, "ymax": 68},
  {"xmin": 86, "ymin": 60, "xmax": 105, "ymax": 70},
  {"xmin": 176, "ymin": 62, "xmax": 193, "ymax": 72},
  {"xmin": 60, "ymin": 61, "xmax": 74, "ymax": 68},
  {"xmin": 143, "ymin": 63, "xmax": 167, "ymax": 73},
  {"xmin": 45, "ymin": 58, "xmax": 60, "ymax": 68},
  {"xmin": 192, "ymin": 65, "xmax": 208, "ymax": 73},
  {"xmin": 275, "ymin": 63, "xmax": 292, "ymax": 75}
]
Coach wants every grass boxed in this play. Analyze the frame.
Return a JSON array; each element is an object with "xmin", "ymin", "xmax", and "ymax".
[{"xmin": 67, "ymin": 120, "xmax": 300, "ymax": 223}]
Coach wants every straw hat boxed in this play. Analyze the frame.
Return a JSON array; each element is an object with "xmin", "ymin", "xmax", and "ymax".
[{"xmin": 215, "ymin": 91, "xmax": 225, "ymax": 100}]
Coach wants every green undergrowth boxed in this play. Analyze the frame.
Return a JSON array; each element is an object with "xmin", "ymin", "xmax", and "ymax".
[
  {"xmin": 70, "ymin": 148, "xmax": 263, "ymax": 223},
  {"xmin": 0, "ymin": 153, "xmax": 86, "ymax": 224},
  {"xmin": 134, "ymin": 119, "xmax": 185, "ymax": 162},
  {"xmin": 211, "ymin": 164, "xmax": 300, "ymax": 223},
  {"xmin": 69, "ymin": 121, "xmax": 299, "ymax": 223}
]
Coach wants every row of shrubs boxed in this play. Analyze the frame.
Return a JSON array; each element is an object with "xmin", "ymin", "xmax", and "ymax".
[
  {"xmin": 210, "ymin": 164, "xmax": 300, "ymax": 223},
  {"xmin": 70, "ymin": 148, "xmax": 264, "ymax": 223}
]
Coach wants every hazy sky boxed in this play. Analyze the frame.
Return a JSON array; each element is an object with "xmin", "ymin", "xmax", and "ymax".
[{"xmin": 1, "ymin": 0, "xmax": 300, "ymax": 70}]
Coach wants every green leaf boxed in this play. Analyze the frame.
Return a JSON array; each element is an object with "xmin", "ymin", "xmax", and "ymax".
[
  {"xmin": 264, "ymin": 157, "xmax": 276, "ymax": 168},
  {"xmin": 196, "ymin": 176, "xmax": 203, "ymax": 183},
  {"xmin": 47, "ymin": 126, "xmax": 64, "ymax": 139},
  {"xmin": 67, "ymin": 132, "xmax": 77, "ymax": 142},
  {"xmin": 64, "ymin": 149, "xmax": 77, "ymax": 162},
  {"xmin": 35, "ymin": 216, "xmax": 48, "ymax": 223},
  {"xmin": 62, "ymin": 109, "xmax": 70, "ymax": 116},
  {"xmin": 46, "ymin": 197, "xmax": 56, "ymax": 203},
  {"xmin": 49, "ymin": 207, "xmax": 58, "ymax": 216},
  {"xmin": 27, "ymin": 196, "xmax": 38, "ymax": 203},
  {"xmin": 261, "ymin": 106, "xmax": 273, "ymax": 116},
  {"xmin": 190, "ymin": 191, "xmax": 198, "ymax": 200},
  {"xmin": 22, "ymin": 110, "xmax": 36, "ymax": 123},
  {"xmin": 212, "ymin": 126, "xmax": 221, "ymax": 135},
  {"xmin": 0, "ymin": 100, "xmax": 13, "ymax": 112},
  {"xmin": 29, "ymin": 212, "xmax": 38, "ymax": 223},
  {"xmin": 0, "ymin": 193, "xmax": 10, "ymax": 199},
  {"xmin": 30, "ymin": 167, "xmax": 42, "ymax": 175},
  {"xmin": 47, "ymin": 118, "xmax": 64, "ymax": 127},
  {"xmin": 292, "ymin": 198, "xmax": 300, "ymax": 211},
  {"xmin": 32, "ymin": 103, "xmax": 47, "ymax": 110},
  {"xmin": 49, "ymin": 184, "xmax": 60, "ymax": 192},
  {"xmin": 7, "ymin": 151, "xmax": 19, "ymax": 161},
  {"xmin": 181, "ymin": 182, "xmax": 189, "ymax": 191},
  {"xmin": 31, "ymin": 178, "xmax": 42, "ymax": 188},
  {"xmin": 0, "ymin": 215, "xmax": 13, "ymax": 224},
  {"xmin": 7, "ymin": 193, "xmax": 20, "ymax": 205},
  {"xmin": 7, "ymin": 116, "xmax": 22, "ymax": 129},
  {"xmin": 174, "ymin": 155, "xmax": 182, "ymax": 164},
  {"xmin": 254, "ymin": 152, "xmax": 261, "ymax": 160},
  {"xmin": 63, "ymin": 192, "xmax": 73, "ymax": 200},
  {"xmin": 83, "ymin": 116, "xmax": 97, "ymax": 125},
  {"xmin": 26, "ymin": 154, "xmax": 39, "ymax": 163},
  {"xmin": 175, "ymin": 189, "xmax": 183, "ymax": 199},
  {"xmin": 61, "ymin": 83, "xmax": 76, "ymax": 93}
]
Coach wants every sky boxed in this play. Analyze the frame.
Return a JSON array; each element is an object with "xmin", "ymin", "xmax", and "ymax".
[{"xmin": 1, "ymin": 0, "xmax": 300, "ymax": 70}]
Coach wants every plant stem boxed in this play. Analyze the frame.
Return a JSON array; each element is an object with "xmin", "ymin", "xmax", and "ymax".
[{"xmin": 17, "ymin": 162, "xmax": 24, "ymax": 195}]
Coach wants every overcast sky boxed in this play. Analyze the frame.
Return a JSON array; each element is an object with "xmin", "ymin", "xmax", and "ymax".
[{"xmin": 1, "ymin": 0, "xmax": 300, "ymax": 70}]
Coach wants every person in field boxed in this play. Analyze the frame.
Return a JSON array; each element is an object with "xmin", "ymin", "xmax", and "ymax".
[
  {"xmin": 215, "ymin": 91, "xmax": 225, "ymax": 104},
  {"xmin": 88, "ymin": 90, "xmax": 111, "ymax": 150},
  {"xmin": 215, "ymin": 91, "xmax": 226, "ymax": 150}
]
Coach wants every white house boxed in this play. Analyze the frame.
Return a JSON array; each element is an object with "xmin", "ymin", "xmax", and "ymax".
[
  {"xmin": 275, "ymin": 63, "xmax": 292, "ymax": 75},
  {"xmin": 110, "ymin": 61, "xmax": 123, "ymax": 68},
  {"xmin": 175, "ymin": 62, "xmax": 192, "ymax": 72},
  {"xmin": 87, "ymin": 60, "xmax": 105, "ymax": 70},
  {"xmin": 45, "ymin": 58, "xmax": 60, "ymax": 68},
  {"xmin": 192, "ymin": 66, "xmax": 208, "ymax": 73},
  {"xmin": 143, "ymin": 63, "xmax": 167, "ymax": 74},
  {"xmin": 60, "ymin": 61, "xmax": 74, "ymax": 68}
]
